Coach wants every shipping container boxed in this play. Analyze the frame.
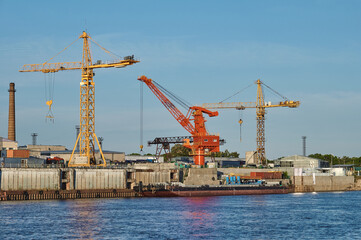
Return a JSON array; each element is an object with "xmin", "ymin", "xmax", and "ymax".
[{"xmin": 250, "ymin": 171, "xmax": 283, "ymax": 179}]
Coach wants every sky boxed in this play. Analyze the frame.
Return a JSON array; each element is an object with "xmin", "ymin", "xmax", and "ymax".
[{"xmin": 0, "ymin": 0, "xmax": 360, "ymax": 159}]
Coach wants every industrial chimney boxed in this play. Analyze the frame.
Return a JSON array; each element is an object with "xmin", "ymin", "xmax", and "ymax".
[{"xmin": 8, "ymin": 82, "xmax": 16, "ymax": 141}]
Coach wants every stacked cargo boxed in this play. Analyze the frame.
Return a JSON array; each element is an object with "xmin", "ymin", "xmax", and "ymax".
[{"xmin": 250, "ymin": 171, "xmax": 283, "ymax": 179}]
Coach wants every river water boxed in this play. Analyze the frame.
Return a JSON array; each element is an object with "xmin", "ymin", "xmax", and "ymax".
[{"xmin": 0, "ymin": 191, "xmax": 361, "ymax": 239}]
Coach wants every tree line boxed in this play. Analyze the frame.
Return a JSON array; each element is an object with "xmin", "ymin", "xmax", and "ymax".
[
  {"xmin": 308, "ymin": 153, "xmax": 361, "ymax": 166},
  {"xmin": 170, "ymin": 144, "xmax": 239, "ymax": 158}
]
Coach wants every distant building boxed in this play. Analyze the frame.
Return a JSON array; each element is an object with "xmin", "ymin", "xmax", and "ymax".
[
  {"xmin": 0, "ymin": 137, "xmax": 18, "ymax": 150},
  {"xmin": 39, "ymin": 150, "xmax": 125, "ymax": 164},
  {"xmin": 245, "ymin": 151, "xmax": 257, "ymax": 165},
  {"xmin": 18, "ymin": 145, "xmax": 67, "ymax": 158},
  {"xmin": 125, "ymin": 155, "xmax": 164, "ymax": 163},
  {"xmin": 275, "ymin": 155, "xmax": 329, "ymax": 168},
  {"xmin": 0, "ymin": 157, "xmax": 44, "ymax": 168},
  {"xmin": 170, "ymin": 156, "xmax": 245, "ymax": 168},
  {"xmin": 16, "ymin": 144, "xmax": 125, "ymax": 164}
]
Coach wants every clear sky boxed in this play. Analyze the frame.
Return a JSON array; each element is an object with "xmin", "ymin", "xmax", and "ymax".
[{"xmin": 0, "ymin": 0, "xmax": 360, "ymax": 159}]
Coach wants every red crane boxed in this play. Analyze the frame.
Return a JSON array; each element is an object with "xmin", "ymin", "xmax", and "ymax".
[{"xmin": 137, "ymin": 75, "xmax": 221, "ymax": 166}]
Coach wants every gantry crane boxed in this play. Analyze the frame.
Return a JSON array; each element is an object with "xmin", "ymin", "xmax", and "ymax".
[
  {"xmin": 138, "ymin": 75, "xmax": 221, "ymax": 166},
  {"xmin": 201, "ymin": 79, "xmax": 300, "ymax": 165},
  {"xmin": 20, "ymin": 31, "xmax": 139, "ymax": 167}
]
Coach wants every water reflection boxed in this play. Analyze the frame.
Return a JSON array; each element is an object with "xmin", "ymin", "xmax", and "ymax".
[
  {"xmin": 181, "ymin": 197, "xmax": 218, "ymax": 238},
  {"xmin": 250, "ymin": 195, "xmax": 267, "ymax": 206},
  {"xmin": 66, "ymin": 200, "xmax": 100, "ymax": 239}
]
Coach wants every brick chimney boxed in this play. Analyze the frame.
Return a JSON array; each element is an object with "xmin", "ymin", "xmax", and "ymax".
[{"xmin": 8, "ymin": 82, "xmax": 16, "ymax": 141}]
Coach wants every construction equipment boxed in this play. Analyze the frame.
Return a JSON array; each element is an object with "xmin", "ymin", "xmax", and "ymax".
[
  {"xmin": 201, "ymin": 79, "xmax": 300, "ymax": 165},
  {"xmin": 138, "ymin": 75, "xmax": 221, "ymax": 166},
  {"xmin": 20, "ymin": 31, "xmax": 139, "ymax": 167},
  {"xmin": 148, "ymin": 136, "xmax": 193, "ymax": 160}
]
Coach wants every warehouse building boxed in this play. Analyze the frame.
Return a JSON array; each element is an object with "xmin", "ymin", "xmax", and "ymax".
[{"xmin": 275, "ymin": 155, "xmax": 329, "ymax": 168}]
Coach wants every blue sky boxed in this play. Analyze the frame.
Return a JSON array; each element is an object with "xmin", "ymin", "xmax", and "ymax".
[{"xmin": 0, "ymin": 0, "xmax": 360, "ymax": 159}]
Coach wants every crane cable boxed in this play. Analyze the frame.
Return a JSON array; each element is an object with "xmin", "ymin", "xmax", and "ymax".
[
  {"xmin": 44, "ymin": 72, "xmax": 55, "ymax": 122},
  {"xmin": 140, "ymin": 81, "xmax": 144, "ymax": 153},
  {"xmin": 41, "ymin": 37, "xmax": 78, "ymax": 120},
  {"xmin": 42, "ymin": 38, "xmax": 80, "ymax": 65},
  {"xmin": 89, "ymin": 37, "xmax": 122, "ymax": 62},
  {"xmin": 219, "ymin": 82, "xmax": 253, "ymax": 103},
  {"xmin": 238, "ymin": 110, "xmax": 243, "ymax": 142},
  {"xmin": 261, "ymin": 82, "xmax": 289, "ymax": 101},
  {"xmin": 153, "ymin": 81, "xmax": 192, "ymax": 111}
]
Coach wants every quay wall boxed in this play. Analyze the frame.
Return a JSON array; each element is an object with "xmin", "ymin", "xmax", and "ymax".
[
  {"xmin": 0, "ymin": 167, "xmax": 357, "ymax": 193},
  {"xmin": 74, "ymin": 169, "xmax": 127, "ymax": 190},
  {"xmin": 135, "ymin": 171, "xmax": 170, "ymax": 185},
  {"xmin": 184, "ymin": 168, "xmax": 219, "ymax": 185},
  {"xmin": 0, "ymin": 168, "xmax": 128, "ymax": 191},
  {"xmin": 133, "ymin": 163, "xmax": 178, "ymax": 185},
  {"xmin": 0, "ymin": 164, "xmax": 178, "ymax": 191},
  {"xmin": 292, "ymin": 176, "xmax": 354, "ymax": 192},
  {"xmin": 0, "ymin": 168, "xmax": 61, "ymax": 191}
]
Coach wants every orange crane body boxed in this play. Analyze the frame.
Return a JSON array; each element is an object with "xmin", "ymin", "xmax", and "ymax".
[{"xmin": 137, "ymin": 75, "xmax": 220, "ymax": 165}]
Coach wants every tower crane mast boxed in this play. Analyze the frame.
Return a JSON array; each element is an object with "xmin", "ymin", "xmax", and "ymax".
[
  {"xmin": 138, "ymin": 75, "xmax": 221, "ymax": 166},
  {"xmin": 20, "ymin": 31, "xmax": 139, "ymax": 167},
  {"xmin": 201, "ymin": 79, "xmax": 300, "ymax": 165}
]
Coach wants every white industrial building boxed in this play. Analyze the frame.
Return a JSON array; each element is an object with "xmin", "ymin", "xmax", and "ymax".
[{"xmin": 275, "ymin": 155, "xmax": 330, "ymax": 168}]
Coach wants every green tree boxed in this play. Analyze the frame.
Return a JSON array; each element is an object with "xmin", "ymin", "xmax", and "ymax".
[
  {"xmin": 211, "ymin": 149, "xmax": 240, "ymax": 158},
  {"xmin": 308, "ymin": 153, "xmax": 361, "ymax": 166},
  {"xmin": 129, "ymin": 153, "xmax": 141, "ymax": 156},
  {"xmin": 170, "ymin": 144, "xmax": 191, "ymax": 157}
]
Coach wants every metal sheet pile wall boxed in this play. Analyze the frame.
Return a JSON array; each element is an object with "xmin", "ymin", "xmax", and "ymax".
[
  {"xmin": 0, "ymin": 168, "xmax": 60, "ymax": 191},
  {"xmin": 135, "ymin": 171, "xmax": 171, "ymax": 185},
  {"xmin": 74, "ymin": 169, "xmax": 127, "ymax": 190}
]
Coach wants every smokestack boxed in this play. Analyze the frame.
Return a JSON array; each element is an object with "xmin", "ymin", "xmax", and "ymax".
[{"xmin": 8, "ymin": 83, "xmax": 16, "ymax": 141}]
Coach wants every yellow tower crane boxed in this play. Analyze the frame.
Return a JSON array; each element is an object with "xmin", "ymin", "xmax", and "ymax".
[
  {"xmin": 201, "ymin": 79, "xmax": 300, "ymax": 165},
  {"xmin": 20, "ymin": 31, "xmax": 139, "ymax": 167}
]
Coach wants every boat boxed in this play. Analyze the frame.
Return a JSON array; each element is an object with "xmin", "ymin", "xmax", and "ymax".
[{"xmin": 134, "ymin": 183, "xmax": 289, "ymax": 197}]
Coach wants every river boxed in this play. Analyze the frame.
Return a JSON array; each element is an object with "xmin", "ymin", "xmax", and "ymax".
[{"xmin": 1, "ymin": 191, "xmax": 361, "ymax": 239}]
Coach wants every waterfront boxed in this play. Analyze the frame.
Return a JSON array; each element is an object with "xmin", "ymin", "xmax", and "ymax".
[{"xmin": 0, "ymin": 191, "xmax": 361, "ymax": 239}]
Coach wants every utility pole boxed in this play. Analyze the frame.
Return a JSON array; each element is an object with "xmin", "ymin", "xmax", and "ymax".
[
  {"xmin": 98, "ymin": 137, "xmax": 104, "ymax": 150},
  {"xmin": 331, "ymin": 156, "xmax": 333, "ymax": 167},
  {"xmin": 302, "ymin": 136, "xmax": 306, "ymax": 156},
  {"xmin": 75, "ymin": 125, "xmax": 80, "ymax": 152}
]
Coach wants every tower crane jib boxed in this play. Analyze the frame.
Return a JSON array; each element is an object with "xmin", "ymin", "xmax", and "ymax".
[
  {"xmin": 201, "ymin": 79, "xmax": 300, "ymax": 166},
  {"xmin": 20, "ymin": 31, "xmax": 139, "ymax": 167}
]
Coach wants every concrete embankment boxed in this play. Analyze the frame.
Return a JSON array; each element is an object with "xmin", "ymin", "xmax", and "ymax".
[
  {"xmin": 0, "ymin": 165, "xmax": 360, "ymax": 201},
  {"xmin": 0, "ymin": 164, "xmax": 178, "ymax": 201},
  {"xmin": 291, "ymin": 176, "xmax": 355, "ymax": 192},
  {"xmin": 217, "ymin": 168, "xmax": 357, "ymax": 193},
  {"xmin": 0, "ymin": 167, "xmax": 134, "ymax": 201}
]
